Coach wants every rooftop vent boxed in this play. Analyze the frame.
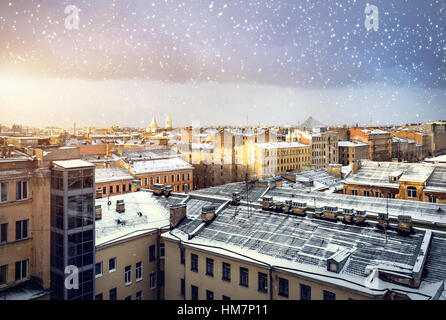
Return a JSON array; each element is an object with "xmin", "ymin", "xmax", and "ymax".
[
  {"xmin": 397, "ymin": 215, "xmax": 413, "ymax": 233},
  {"xmin": 152, "ymin": 183, "xmax": 164, "ymax": 196},
  {"xmin": 355, "ymin": 210, "xmax": 367, "ymax": 224},
  {"xmin": 170, "ymin": 204, "xmax": 187, "ymax": 229},
  {"xmin": 202, "ymin": 205, "xmax": 217, "ymax": 222},
  {"xmin": 95, "ymin": 205, "xmax": 102, "ymax": 220},
  {"xmin": 116, "ymin": 199, "xmax": 125, "ymax": 213},
  {"xmin": 343, "ymin": 208, "xmax": 354, "ymax": 223},
  {"xmin": 378, "ymin": 213, "xmax": 389, "ymax": 229},
  {"xmin": 314, "ymin": 207, "xmax": 324, "ymax": 218},
  {"xmin": 137, "ymin": 211, "xmax": 143, "ymax": 217},
  {"xmin": 231, "ymin": 192, "xmax": 241, "ymax": 206},
  {"xmin": 261, "ymin": 196, "xmax": 274, "ymax": 210}
]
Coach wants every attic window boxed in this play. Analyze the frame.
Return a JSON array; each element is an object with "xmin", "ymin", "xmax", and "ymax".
[
  {"xmin": 407, "ymin": 187, "xmax": 417, "ymax": 199},
  {"xmin": 329, "ymin": 263, "xmax": 337, "ymax": 272}
]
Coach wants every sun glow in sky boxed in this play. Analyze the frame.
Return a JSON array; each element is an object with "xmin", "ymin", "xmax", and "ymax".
[{"xmin": 0, "ymin": 0, "xmax": 444, "ymax": 127}]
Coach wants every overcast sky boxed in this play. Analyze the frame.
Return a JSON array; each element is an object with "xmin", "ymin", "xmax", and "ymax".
[{"xmin": 0, "ymin": 0, "xmax": 444, "ymax": 128}]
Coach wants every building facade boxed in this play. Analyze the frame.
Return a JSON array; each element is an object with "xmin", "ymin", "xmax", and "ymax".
[{"xmin": 338, "ymin": 141, "xmax": 369, "ymax": 166}]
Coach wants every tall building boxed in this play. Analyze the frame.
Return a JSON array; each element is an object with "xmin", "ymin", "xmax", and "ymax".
[
  {"xmin": 50, "ymin": 160, "xmax": 96, "ymax": 300},
  {"xmin": 338, "ymin": 141, "xmax": 368, "ymax": 166},
  {"xmin": 166, "ymin": 114, "xmax": 172, "ymax": 130},
  {"xmin": 350, "ymin": 128, "xmax": 392, "ymax": 161}
]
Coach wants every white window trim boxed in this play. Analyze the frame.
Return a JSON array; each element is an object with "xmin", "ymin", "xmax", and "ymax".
[
  {"xmin": 136, "ymin": 262, "xmax": 143, "ymax": 282},
  {"xmin": 149, "ymin": 272, "xmax": 156, "ymax": 289},
  {"xmin": 125, "ymin": 266, "xmax": 132, "ymax": 286}
]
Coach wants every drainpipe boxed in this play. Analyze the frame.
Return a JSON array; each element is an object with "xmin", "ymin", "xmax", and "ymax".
[
  {"xmin": 156, "ymin": 229, "xmax": 161, "ymax": 300},
  {"xmin": 269, "ymin": 267, "xmax": 273, "ymax": 300}
]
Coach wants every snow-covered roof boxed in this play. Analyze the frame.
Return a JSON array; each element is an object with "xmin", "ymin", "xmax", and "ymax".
[
  {"xmin": 338, "ymin": 141, "xmax": 368, "ymax": 147},
  {"xmin": 424, "ymin": 154, "xmax": 446, "ymax": 164},
  {"xmin": 53, "ymin": 159, "xmax": 94, "ymax": 169},
  {"xmin": 344, "ymin": 160, "xmax": 442, "ymax": 186},
  {"xmin": 255, "ymin": 142, "xmax": 310, "ymax": 149},
  {"xmin": 95, "ymin": 167, "xmax": 135, "ymax": 183},
  {"xmin": 95, "ymin": 191, "xmax": 183, "ymax": 247},
  {"xmin": 128, "ymin": 157, "xmax": 193, "ymax": 175},
  {"xmin": 163, "ymin": 187, "xmax": 446, "ymax": 299}
]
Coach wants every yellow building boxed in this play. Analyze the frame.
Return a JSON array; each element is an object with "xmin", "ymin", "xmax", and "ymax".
[
  {"xmin": 94, "ymin": 191, "xmax": 172, "ymax": 300},
  {"xmin": 162, "ymin": 182, "xmax": 446, "ymax": 300},
  {"xmin": 254, "ymin": 142, "xmax": 311, "ymax": 178}
]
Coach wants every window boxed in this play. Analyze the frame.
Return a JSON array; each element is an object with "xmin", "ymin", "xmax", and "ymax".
[
  {"xmin": 206, "ymin": 290, "xmax": 214, "ymax": 300},
  {"xmin": 136, "ymin": 291, "xmax": 142, "ymax": 300},
  {"xmin": 109, "ymin": 288, "xmax": 117, "ymax": 300},
  {"xmin": 191, "ymin": 254, "xmax": 198, "ymax": 272},
  {"xmin": 206, "ymin": 258, "xmax": 214, "ymax": 276},
  {"xmin": 95, "ymin": 262, "xmax": 103, "ymax": 278},
  {"xmin": 125, "ymin": 295, "xmax": 132, "ymax": 300},
  {"xmin": 116, "ymin": 185, "xmax": 120, "ymax": 193},
  {"xmin": 150, "ymin": 272, "xmax": 156, "ymax": 289},
  {"xmin": 164, "ymin": 176, "xmax": 167, "ymax": 183},
  {"xmin": 136, "ymin": 262, "xmax": 143, "ymax": 281},
  {"xmin": 429, "ymin": 196, "xmax": 437, "ymax": 203},
  {"xmin": 258, "ymin": 272, "xmax": 268, "ymax": 293},
  {"xmin": 109, "ymin": 257, "xmax": 116, "ymax": 272},
  {"xmin": 109, "ymin": 185, "xmax": 113, "ymax": 194},
  {"xmin": 180, "ymin": 248, "xmax": 185, "ymax": 264},
  {"xmin": 122, "ymin": 184, "xmax": 126, "ymax": 192},
  {"xmin": 171, "ymin": 175, "xmax": 175, "ymax": 182},
  {"xmin": 0, "ymin": 265, "xmax": 7, "ymax": 285},
  {"xmin": 15, "ymin": 220, "xmax": 28, "ymax": 240},
  {"xmin": 149, "ymin": 245, "xmax": 156, "ymax": 262},
  {"xmin": 300, "ymin": 284, "xmax": 311, "ymax": 300},
  {"xmin": 144, "ymin": 178, "xmax": 148, "ymax": 186},
  {"xmin": 191, "ymin": 285, "xmax": 198, "ymax": 300},
  {"xmin": 15, "ymin": 259, "xmax": 28, "ymax": 281},
  {"xmin": 278, "ymin": 278, "xmax": 289, "ymax": 298},
  {"xmin": 182, "ymin": 174, "xmax": 185, "ymax": 181},
  {"xmin": 375, "ymin": 192, "xmax": 381, "ymax": 198},
  {"xmin": 160, "ymin": 243, "xmax": 165, "ymax": 259},
  {"xmin": 389, "ymin": 193, "xmax": 395, "ymax": 199},
  {"xmin": 407, "ymin": 187, "xmax": 417, "ymax": 198},
  {"xmin": 363, "ymin": 190, "xmax": 370, "ymax": 197},
  {"xmin": 240, "ymin": 267, "xmax": 249, "ymax": 287},
  {"xmin": 0, "ymin": 223, "xmax": 7, "ymax": 243},
  {"xmin": 150, "ymin": 177, "xmax": 153, "ymax": 185},
  {"xmin": 222, "ymin": 295, "xmax": 231, "ymax": 300},
  {"xmin": 323, "ymin": 290, "xmax": 336, "ymax": 300},
  {"xmin": 222, "ymin": 262, "xmax": 231, "ymax": 281},
  {"xmin": 187, "ymin": 173, "xmax": 191, "ymax": 181},
  {"xmin": 124, "ymin": 265, "xmax": 132, "ymax": 285},
  {"xmin": 177, "ymin": 174, "xmax": 180, "ymax": 182},
  {"xmin": 0, "ymin": 182, "xmax": 7, "ymax": 202},
  {"xmin": 95, "ymin": 293, "xmax": 103, "ymax": 300},
  {"xmin": 15, "ymin": 181, "xmax": 28, "ymax": 200},
  {"xmin": 180, "ymin": 279, "xmax": 185, "ymax": 296},
  {"xmin": 156, "ymin": 176, "xmax": 160, "ymax": 184},
  {"xmin": 102, "ymin": 187, "xmax": 106, "ymax": 195}
]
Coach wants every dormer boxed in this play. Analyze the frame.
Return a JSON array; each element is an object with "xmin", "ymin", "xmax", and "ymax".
[
  {"xmin": 327, "ymin": 249, "xmax": 352, "ymax": 273},
  {"xmin": 389, "ymin": 171, "xmax": 403, "ymax": 183}
]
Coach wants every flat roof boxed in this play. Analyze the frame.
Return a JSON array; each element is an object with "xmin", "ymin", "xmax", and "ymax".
[
  {"xmin": 52, "ymin": 159, "xmax": 95, "ymax": 169},
  {"xmin": 163, "ymin": 189, "xmax": 446, "ymax": 299},
  {"xmin": 338, "ymin": 141, "xmax": 368, "ymax": 147},
  {"xmin": 129, "ymin": 157, "xmax": 193, "ymax": 175},
  {"xmin": 255, "ymin": 142, "xmax": 310, "ymax": 149},
  {"xmin": 95, "ymin": 167, "xmax": 135, "ymax": 183}
]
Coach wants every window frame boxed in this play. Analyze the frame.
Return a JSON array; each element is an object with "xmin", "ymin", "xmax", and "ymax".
[
  {"xmin": 135, "ymin": 261, "xmax": 143, "ymax": 282},
  {"xmin": 124, "ymin": 265, "xmax": 132, "ymax": 285},
  {"xmin": 191, "ymin": 253, "xmax": 198, "ymax": 272},
  {"xmin": 149, "ymin": 272, "xmax": 156, "ymax": 289},
  {"xmin": 0, "ymin": 223, "xmax": 7, "ymax": 244},
  {"xmin": 95, "ymin": 261, "xmax": 103, "ymax": 278},
  {"xmin": 300, "ymin": 284, "xmax": 311, "ymax": 300},
  {"xmin": 278, "ymin": 277, "xmax": 289, "ymax": 298},
  {"xmin": 257, "ymin": 272, "xmax": 268, "ymax": 293},
  {"xmin": 109, "ymin": 257, "xmax": 117, "ymax": 273},
  {"xmin": 323, "ymin": 290, "xmax": 336, "ymax": 300},
  {"xmin": 15, "ymin": 219, "xmax": 28, "ymax": 241},
  {"xmin": 206, "ymin": 258, "xmax": 214, "ymax": 277},
  {"xmin": 239, "ymin": 267, "xmax": 249, "ymax": 287},
  {"xmin": 0, "ymin": 182, "xmax": 8, "ymax": 203},
  {"xmin": 222, "ymin": 262, "xmax": 231, "ymax": 282}
]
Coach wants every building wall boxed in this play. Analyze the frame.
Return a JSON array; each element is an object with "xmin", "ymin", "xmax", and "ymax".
[
  {"xmin": 164, "ymin": 239, "xmax": 375, "ymax": 300},
  {"xmin": 136, "ymin": 169, "xmax": 193, "ymax": 193},
  {"xmin": 95, "ymin": 232, "xmax": 165, "ymax": 300},
  {"xmin": 96, "ymin": 179, "xmax": 134, "ymax": 198},
  {"xmin": 0, "ymin": 164, "xmax": 51, "ymax": 292},
  {"xmin": 311, "ymin": 132, "xmax": 339, "ymax": 169},
  {"xmin": 339, "ymin": 145, "xmax": 368, "ymax": 166}
]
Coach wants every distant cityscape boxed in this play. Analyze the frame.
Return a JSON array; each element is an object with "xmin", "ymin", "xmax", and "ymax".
[{"xmin": 1, "ymin": 116, "xmax": 446, "ymax": 300}]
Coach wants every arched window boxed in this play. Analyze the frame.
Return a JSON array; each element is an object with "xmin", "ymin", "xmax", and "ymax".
[{"xmin": 407, "ymin": 187, "xmax": 417, "ymax": 198}]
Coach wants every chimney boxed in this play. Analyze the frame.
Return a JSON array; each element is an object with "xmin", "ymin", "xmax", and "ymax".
[
  {"xmin": 170, "ymin": 204, "xmax": 187, "ymax": 229},
  {"xmin": 95, "ymin": 205, "xmax": 102, "ymax": 220},
  {"xmin": 350, "ymin": 159, "xmax": 361, "ymax": 174},
  {"xmin": 327, "ymin": 164, "xmax": 342, "ymax": 177},
  {"xmin": 201, "ymin": 205, "xmax": 216, "ymax": 222},
  {"xmin": 397, "ymin": 215, "xmax": 413, "ymax": 233},
  {"xmin": 116, "ymin": 199, "xmax": 125, "ymax": 213}
]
